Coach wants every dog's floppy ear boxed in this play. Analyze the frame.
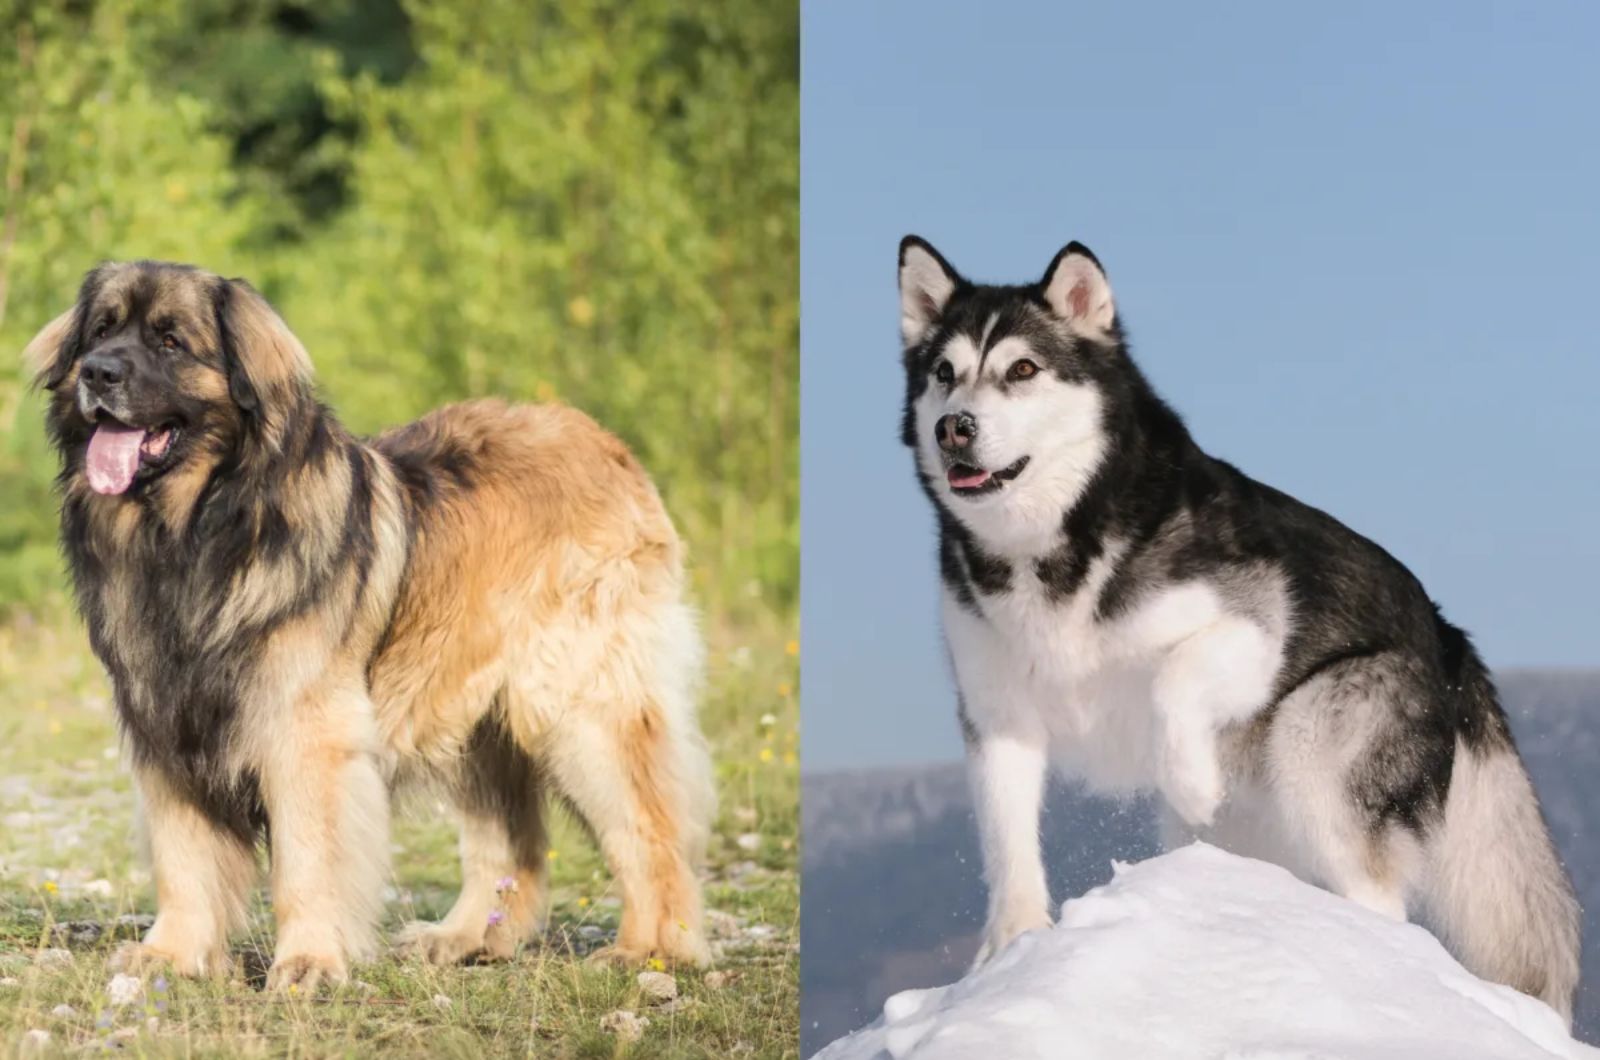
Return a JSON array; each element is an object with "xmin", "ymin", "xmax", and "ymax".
[
  {"xmin": 899, "ymin": 236, "xmax": 963, "ymax": 347},
  {"xmin": 23, "ymin": 307, "xmax": 78, "ymax": 391},
  {"xmin": 25, "ymin": 262, "xmax": 117, "ymax": 390},
  {"xmin": 213, "ymin": 277, "xmax": 312, "ymax": 428},
  {"xmin": 1041, "ymin": 242, "xmax": 1116, "ymax": 335}
]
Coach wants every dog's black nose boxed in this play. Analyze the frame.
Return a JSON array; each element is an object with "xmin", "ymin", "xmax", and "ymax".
[
  {"xmin": 936, "ymin": 412, "xmax": 977, "ymax": 452},
  {"xmin": 80, "ymin": 351, "xmax": 130, "ymax": 393}
]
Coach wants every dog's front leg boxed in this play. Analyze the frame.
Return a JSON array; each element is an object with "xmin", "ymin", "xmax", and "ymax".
[
  {"xmin": 1151, "ymin": 617, "xmax": 1277, "ymax": 829},
  {"xmin": 114, "ymin": 764, "xmax": 256, "ymax": 977},
  {"xmin": 966, "ymin": 725, "xmax": 1051, "ymax": 969},
  {"xmin": 257, "ymin": 674, "xmax": 389, "ymax": 991}
]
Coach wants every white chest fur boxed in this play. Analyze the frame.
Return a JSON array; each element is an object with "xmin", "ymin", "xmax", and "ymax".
[{"xmin": 943, "ymin": 543, "xmax": 1286, "ymax": 797}]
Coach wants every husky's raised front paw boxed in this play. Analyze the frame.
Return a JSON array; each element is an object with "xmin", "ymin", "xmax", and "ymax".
[{"xmin": 1158, "ymin": 745, "xmax": 1224, "ymax": 828}]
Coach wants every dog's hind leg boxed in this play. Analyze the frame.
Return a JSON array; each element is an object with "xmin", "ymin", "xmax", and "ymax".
[
  {"xmin": 531, "ymin": 601, "xmax": 712, "ymax": 966},
  {"xmin": 113, "ymin": 765, "xmax": 257, "ymax": 977},
  {"xmin": 399, "ymin": 717, "xmax": 549, "ymax": 964},
  {"xmin": 1263, "ymin": 657, "xmax": 1423, "ymax": 923},
  {"xmin": 539, "ymin": 706, "xmax": 712, "ymax": 965}
]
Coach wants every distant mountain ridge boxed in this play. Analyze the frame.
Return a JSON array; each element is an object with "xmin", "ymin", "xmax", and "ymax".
[{"xmin": 800, "ymin": 669, "xmax": 1600, "ymax": 1056}]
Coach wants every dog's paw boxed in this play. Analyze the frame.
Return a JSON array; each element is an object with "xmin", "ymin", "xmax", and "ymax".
[
  {"xmin": 971, "ymin": 906, "xmax": 1051, "ymax": 970},
  {"xmin": 659, "ymin": 927, "xmax": 712, "ymax": 968},
  {"xmin": 583, "ymin": 923, "xmax": 712, "ymax": 969},
  {"xmin": 583, "ymin": 943, "xmax": 652, "ymax": 968},
  {"xmin": 396, "ymin": 921, "xmax": 490, "ymax": 966},
  {"xmin": 582, "ymin": 944, "xmax": 689, "ymax": 968},
  {"xmin": 109, "ymin": 941, "xmax": 170, "ymax": 976},
  {"xmin": 1161, "ymin": 768, "xmax": 1223, "ymax": 828},
  {"xmin": 1157, "ymin": 737, "xmax": 1225, "ymax": 828},
  {"xmin": 110, "ymin": 939, "xmax": 228, "ymax": 978},
  {"xmin": 266, "ymin": 951, "xmax": 346, "ymax": 993}
]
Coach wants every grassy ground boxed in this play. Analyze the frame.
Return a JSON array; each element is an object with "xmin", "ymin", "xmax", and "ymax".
[{"xmin": 0, "ymin": 611, "xmax": 799, "ymax": 1058}]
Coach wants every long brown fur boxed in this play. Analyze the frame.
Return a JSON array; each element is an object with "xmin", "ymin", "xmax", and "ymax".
[{"xmin": 26, "ymin": 261, "xmax": 714, "ymax": 988}]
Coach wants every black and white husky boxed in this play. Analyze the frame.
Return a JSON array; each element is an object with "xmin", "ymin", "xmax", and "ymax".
[{"xmin": 897, "ymin": 236, "xmax": 1580, "ymax": 1021}]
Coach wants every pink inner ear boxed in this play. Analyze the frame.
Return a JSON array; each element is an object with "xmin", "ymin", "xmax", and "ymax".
[
  {"xmin": 1068, "ymin": 280, "xmax": 1092, "ymax": 319},
  {"xmin": 919, "ymin": 292, "xmax": 941, "ymax": 319}
]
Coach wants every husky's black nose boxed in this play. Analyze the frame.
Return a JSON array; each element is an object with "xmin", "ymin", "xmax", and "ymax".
[
  {"xmin": 80, "ymin": 351, "xmax": 131, "ymax": 394},
  {"xmin": 936, "ymin": 412, "xmax": 977, "ymax": 452}
]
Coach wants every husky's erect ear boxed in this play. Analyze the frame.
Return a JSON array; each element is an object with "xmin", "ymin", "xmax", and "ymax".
[
  {"xmin": 899, "ymin": 236, "xmax": 963, "ymax": 347},
  {"xmin": 1041, "ymin": 242, "xmax": 1116, "ymax": 334},
  {"xmin": 23, "ymin": 307, "xmax": 78, "ymax": 391},
  {"xmin": 213, "ymin": 277, "xmax": 313, "ymax": 436}
]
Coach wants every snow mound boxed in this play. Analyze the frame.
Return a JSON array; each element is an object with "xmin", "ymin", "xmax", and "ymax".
[{"xmin": 813, "ymin": 843, "xmax": 1597, "ymax": 1060}]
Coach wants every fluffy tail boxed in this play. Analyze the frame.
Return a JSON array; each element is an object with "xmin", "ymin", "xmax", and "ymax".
[{"xmin": 1422, "ymin": 652, "xmax": 1579, "ymax": 1023}]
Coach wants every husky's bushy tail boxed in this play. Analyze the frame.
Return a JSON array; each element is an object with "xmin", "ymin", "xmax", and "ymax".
[{"xmin": 1422, "ymin": 635, "xmax": 1580, "ymax": 1023}]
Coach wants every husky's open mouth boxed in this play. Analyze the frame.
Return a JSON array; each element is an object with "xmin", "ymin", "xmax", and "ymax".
[
  {"xmin": 946, "ymin": 455, "xmax": 1030, "ymax": 497},
  {"xmin": 85, "ymin": 416, "xmax": 181, "ymax": 496}
]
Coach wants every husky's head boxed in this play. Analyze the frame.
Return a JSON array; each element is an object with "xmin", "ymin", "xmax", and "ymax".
[{"xmin": 898, "ymin": 236, "xmax": 1123, "ymax": 552}]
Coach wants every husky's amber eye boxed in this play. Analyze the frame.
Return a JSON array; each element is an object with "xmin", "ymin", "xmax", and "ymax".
[
  {"xmin": 161, "ymin": 333, "xmax": 180, "ymax": 352},
  {"xmin": 935, "ymin": 361, "xmax": 955, "ymax": 385},
  {"xmin": 1008, "ymin": 359, "xmax": 1039, "ymax": 381}
]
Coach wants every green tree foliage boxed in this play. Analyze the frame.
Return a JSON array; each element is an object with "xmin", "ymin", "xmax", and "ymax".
[{"xmin": 0, "ymin": 0, "xmax": 798, "ymax": 621}]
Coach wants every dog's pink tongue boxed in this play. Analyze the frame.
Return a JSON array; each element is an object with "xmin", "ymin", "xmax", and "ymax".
[
  {"xmin": 86, "ymin": 423, "xmax": 144, "ymax": 495},
  {"xmin": 948, "ymin": 466, "xmax": 993, "ymax": 489}
]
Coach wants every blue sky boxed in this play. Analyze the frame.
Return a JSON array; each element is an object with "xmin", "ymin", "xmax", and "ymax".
[{"xmin": 801, "ymin": 1, "xmax": 1600, "ymax": 770}]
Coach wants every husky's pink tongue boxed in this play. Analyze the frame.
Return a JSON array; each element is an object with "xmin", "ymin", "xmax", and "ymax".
[
  {"xmin": 948, "ymin": 466, "xmax": 993, "ymax": 490},
  {"xmin": 86, "ymin": 423, "xmax": 145, "ymax": 495}
]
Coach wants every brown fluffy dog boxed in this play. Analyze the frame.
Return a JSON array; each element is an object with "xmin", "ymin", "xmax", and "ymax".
[{"xmin": 23, "ymin": 261, "xmax": 714, "ymax": 989}]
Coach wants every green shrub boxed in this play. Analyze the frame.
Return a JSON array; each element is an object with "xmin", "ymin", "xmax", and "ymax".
[{"xmin": 0, "ymin": 0, "xmax": 797, "ymax": 624}]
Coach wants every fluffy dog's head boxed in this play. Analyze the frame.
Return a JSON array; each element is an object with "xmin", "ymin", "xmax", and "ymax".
[
  {"xmin": 24, "ymin": 261, "xmax": 312, "ymax": 499},
  {"xmin": 897, "ymin": 236, "xmax": 1128, "ymax": 553}
]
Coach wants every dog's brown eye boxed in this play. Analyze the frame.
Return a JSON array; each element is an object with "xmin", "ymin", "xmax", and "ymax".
[
  {"xmin": 161, "ymin": 334, "xmax": 180, "ymax": 351},
  {"xmin": 935, "ymin": 361, "xmax": 955, "ymax": 385},
  {"xmin": 95, "ymin": 322, "xmax": 110, "ymax": 340},
  {"xmin": 1008, "ymin": 359, "xmax": 1038, "ymax": 381}
]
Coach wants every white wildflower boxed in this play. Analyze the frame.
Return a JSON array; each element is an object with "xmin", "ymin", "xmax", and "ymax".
[
  {"xmin": 599, "ymin": 1009, "xmax": 649, "ymax": 1042},
  {"xmin": 636, "ymin": 970, "xmax": 678, "ymax": 1002},
  {"xmin": 107, "ymin": 972, "xmax": 143, "ymax": 1006}
]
